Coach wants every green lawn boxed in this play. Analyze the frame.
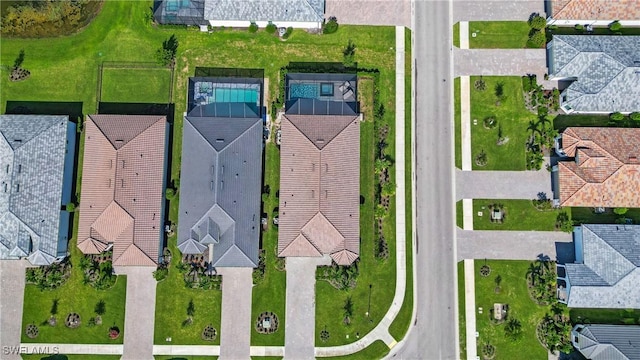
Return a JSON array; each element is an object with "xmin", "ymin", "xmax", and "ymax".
[
  {"xmin": 453, "ymin": 22, "xmax": 460, "ymax": 48},
  {"xmin": 569, "ymin": 308, "xmax": 640, "ymax": 325},
  {"xmin": 100, "ymin": 67, "xmax": 172, "ymax": 103},
  {"xmin": 321, "ymin": 340, "xmax": 390, "ymax": 360},
  {"xmin": 468, "ymin": 21, "xmax": 534, "ymax": 49},
  {"xmin": 22, "ymin": 356, "xmax": 121, "ymax": 360},
  {"xmin": 474, "ymin": 260, "xmax": 549, "ymax": 360},
  {"xmin": 251, "ymin": 143, "xmax": 286, "ymax": 347},
  {"xmin": 571, "ymin": 207, "xmax": 640, "ymax": 225},
  {"xmin": 553, "ymin": 114, "xmax": 639, "ymax": 131},
  {"xmin": 388, "ymin": 27, "xmax": 413, "ymax": 342},
  {"xmin": 457, "ymin": 261, "xmax": 467, "ymax": 360},
  {"xmin": 549, "ymin": 26, "xmax": 640, "ymax": 36},
  {"xmin": 454, "ymin": 77, "xmax": 461, "ymax": 169},
  {"xmin": 473, "ymin": 199, "xmax": 567, "ymax": 231},
  {"xmin": 154, "ymin": 234, "xmax": 222, "ymax": 345},
  {"xmin": 456, "ymin": 200, "xmax": 463, "ymax": 229},
  {"xmin": 470, "ymin": 76, "xmax": 536, "ymax": 170},
  {"xmin": 155, "ymin": 357, "xmax": 217, "ymax": 360}
]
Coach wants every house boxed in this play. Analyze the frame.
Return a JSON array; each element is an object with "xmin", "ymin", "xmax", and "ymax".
[
  {"xmin": 204, "ymin": 0, "xmax": 325, "ymax": 29},
  {"xmin": 547, "ymin": 35, "xmax": 640, "ymax": 114},
  {"xmin": 177, "ymin": 77, "xmax": 263, "ymax": 268},
  {"xmin": 277, "ymin": 73, "xmax": 360, "ymax": 265},
  {"xmin": 77, "ymin": 115, "xmax": 168, "ymax": 266},
  {"xmin": 154, "ymin": 0, "xmax": 325, "ymax": 29},
  {"xmin": 546, "ymin": 0, "xmax": 640, "ymax": 26},
  {"xmin": 571, "ymin": 324, "xmax": 640, "ymax": 360},
  {"xmin": 0, "ymin": 115, "xmax": 76, "ymax": 265},
  {"xmin": 552, "ymin": 127, "xmax": 640, "ymax": 208},
  {"xmin": 557, "ymin": 224, "xmax": 640, "ymax": 308}
]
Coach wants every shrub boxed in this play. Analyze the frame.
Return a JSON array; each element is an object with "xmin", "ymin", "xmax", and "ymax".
[
  {"xmin": 528, "ymin": 13, "xmax": 547, "ymax": 30},
  {"xmin": 521, "ymin": 75, "xmax": 535, "ymax": 93},
  {"xmin": 574, "ymin": 24, "xmax": 584, "ymax": 31},
  {"xmin": 527, "ymin": 30, "xmax": 546, "ymax": 48},
  {"xmin": 610, "ymin": 112, "xmax": 625, "ymax": 121},
  {"xmin": 505, "ymin": 318, "xmax": 523, "ymax": 340},
  {"xmin": 248, "ymin": 22, "xmax": 258, "ymax": 33},
  {"xmin": 165, "ymin": 188, "xmax": 176, "ymax": 199},
  {"xmin": 609, "ymin": 20, "xmax": 622, "ymax": 32},
  {"xmin": 156, "ymin": 34, "xmax": 179, "ymax": 66},
  {"xmin": 323, "ymin": 16, "xmax": 339, "ymax": 34},
  {"xmin": 614, "ymin": 207, "xmax": 629, "ymax": 215},
  {"xmin": 265, "ymin": 22, "xmax": 277, "ymax": 34},
  {"xmin": 153, "ymin": 265, "xmax": 168, "ymax": 281},
  {"xmin": 282, "ymin": 26, "xmax": 293, "ymax": 39},
  {"xmin": 66, "ymin": 202, "xmax": 76, "ymax": 212},
  {"xmin": 474, "ymin": 78, "xmax": 486, "ymax": 91},
  {"xmin": 343, "ymin": 39, "xmax": 357, "ymax": 67},
  {"xmin": 630, "ymin": 112, "xmax": 640, "ymax": 121}
]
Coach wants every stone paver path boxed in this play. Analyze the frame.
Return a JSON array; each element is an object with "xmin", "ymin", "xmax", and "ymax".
[
  {"xmin": 457, "ymin": 229, "xmax": 573, "ymax": 261},
  {"xmin": 218, "ymin": 267, "xmax": 253, "ymax": 360},
  {"xmin": 0, "ymin": 260, "xmax": 28, "ymax": 360},
  {"xmin": 464, "ymin": 259, "xmax": 477, "ymax": 360},
  {"xmin": 454, "ymin": 48, "xmax": 547, "ymax": 77},
  {"xmin": 325, "ymin": 0, "xmax": 411, "ymax": 28},
  {"xmin": 453, "ymin": 0, "xmax": 544, "ymax": 22},
  {"xmin": 117, "ymin": 266, "xmax": 157, "ymax": 360},
  {"xmin": 456, "ymin": 168, "xmax": 553, "ymax": 201}
]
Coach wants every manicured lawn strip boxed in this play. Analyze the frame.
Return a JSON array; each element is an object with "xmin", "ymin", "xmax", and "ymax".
[
  {"xmin": 315, "ymin": 71, "xmax": 397, "ymax": 346},
  {"xmin": 474, "ymin": 260, "xmax": 548, "ymax": 360},
  {"xmin": 100, "ymin": 67, "xmax": 172, "ymax": 103},
  {"xmin": 155, "ymin": 357, "xmax": 217, "ymax": 360},
  {"xmin": 549, "ymin": 27, "xmax": 640, "ymax": 36},
  {"xmin": 457, "ymin": 261, "xmax": 466, "ymax": 360},
  {"xmin": 569, "ymin": 308, "xmax": 640, "ymax": 325},
  {"xmin": 456, "ymin": 200, "xmax": 463, "ymax": 229},
  {"xmin": 453, "ymin": 22, "xmax": 460, "ymax": 48},
  {"xmin": 321, "ymin": 340, "xmax": 390, "ymax": 360},
  {"xmin": 468, "ymin": 21, "xmax": 533, "ymax": 49},
  {"xmin": 571, "ymin": 207, "xmax": 640, "ymax": 225},
  {"xmin": 470, "ymin": 76, "xmax": 535, "ymax": 170},
  {"xmin": 154, "ymin": 235, "xmax": 222, "ymax": 345},
  {"xmin": 22, "ymin": 356, "xmax": 121, "ymax": 360},
  {"xmin": 251, "ymin": 142, "xmax": 286, "ymax": 347},
  {"xmin": 454, "ymin": 77, "xmax": 461, "ymax": 169},
  {"xmin": 389, "ymin": 28, "xmax": 413, "ymax": 340},
  {"xmin": 473, "ymin": 199, "xmax": 566, "ymax": 231},
  {"xmin": 553, "ymin": 114, "xmax": 638, "ymax": 131}
]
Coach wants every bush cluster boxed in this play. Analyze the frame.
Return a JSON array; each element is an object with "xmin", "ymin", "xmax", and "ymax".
[
  {"xmin": 265, "ymin": 22, "xmax": 277, "ymax": 34},
  {"xmin": 323, "ymin": 16, "xmax": 339, "ymax": 34}
]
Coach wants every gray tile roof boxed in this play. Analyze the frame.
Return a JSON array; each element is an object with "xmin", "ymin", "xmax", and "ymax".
[
  {"xmin": 565, "ymin": 224, "xmax": 640, "ymax": 308},
  {"xmin": 178, "ymin": 78, "xmax": 263, "ymax": 268},
  {"xmin": 572, "ymin": 324, "xmax": 640, "ymax": 360},
  {"xmin": 0, "ymin": 115, "xmax": 74, "ymax": 265},
  {"xmin": 548, "ymin": 35, "xmax": 640, "ymax": 113},
  {"xmin": 204, "ymin": 0, "xmax": 324, "ymax": 23}
]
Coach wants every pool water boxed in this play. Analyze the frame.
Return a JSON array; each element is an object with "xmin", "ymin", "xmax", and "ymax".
[
  {"xmin": 212, "ymin": 88, "xmax": 258, "ymax": 103},
  {"xmin": 290, "ymin": 83, "xmax": 319, "ymax": 99},
  {"xmin": 166, "ymin": 0, "xmax": 191, "ymax": 11}
]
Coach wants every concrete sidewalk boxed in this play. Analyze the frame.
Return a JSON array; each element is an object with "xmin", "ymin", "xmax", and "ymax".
[
  {"xmin": 117, "ymin": 266, "xmax": 156, "ymax": 360},
  {"xmin": 218, "ymin": 267, "xmax": 253, "ymax": 360},
  {"xmin": 0, "ymin": 260, "xmax": 29, "ymax": 360},
  {"xmin": 464, "ymin": 259, "xmax": 477, "ymax": 360},
  {"xmin": 459, "ymin": 21, "xmax": 469, "ymax": 50}
]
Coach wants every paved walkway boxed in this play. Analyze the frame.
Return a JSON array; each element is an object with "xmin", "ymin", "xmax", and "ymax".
[
  {"xmin": 459, "ymin": 21, "xmax": 469, "ymax": 49},
  {"xmin": 218, "ymin": 267, "xmax": 253, "ymax": 360},
  {"xmin": 463, "ymin": 259, "xmax": 477, "ymax": 360},
  {"xmin": 117, "ymin": 266, "xmax": 157, "ymax": 360},
  {"xmin": 0, "ymin": 260, "xmax": 28, "ymax": 360},
  {"xmin": 456, "ymin": 168, "xmax": 552, "ymax": 201},
  {"xmin": 453, "ymin": 0, "xmax": 545, "ymax": 22},
  {"xmin": 456, "ymin": 229, "xmax": 573, "ymax": 262},
  {"xmin": 325, "ymin": 0, "xmax": 411, "ymax": 28},
  {"xmin": 454, "ymin": 48, "xmax": 547, "ymax": 77}
]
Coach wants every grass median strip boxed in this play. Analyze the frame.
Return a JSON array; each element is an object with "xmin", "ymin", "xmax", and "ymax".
[{"xmin": 473, "ymin": 199, "xmax": 568, "ymax": 231}]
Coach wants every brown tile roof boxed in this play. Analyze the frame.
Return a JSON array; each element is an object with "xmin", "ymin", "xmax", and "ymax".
[
  {"xmin": 551, "ymin": 0, "xmax": 640, "ymax": 21},
  {"xmin": 277, "ymin": 114, "xmax": 360, "ymax": 265},
  {"xmin": 558, "ymin": 127, "xmax": 640, "ymax": 207},
  {"xmin": 77, "ymin": 115, "xmax": 167, "ymax": 266}
]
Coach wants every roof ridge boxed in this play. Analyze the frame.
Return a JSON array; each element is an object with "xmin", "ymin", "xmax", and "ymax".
[
  {"xmin": 300, "ymin": 0, "xmax": 323, "ymax": 19},
  {"xmin": 88, "ymin": 115, "xmax": 163, "ymax": 149}
]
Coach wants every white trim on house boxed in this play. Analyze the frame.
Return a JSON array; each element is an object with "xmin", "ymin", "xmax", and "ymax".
[{"xmin": 208, "ymin": 20, "xmax": 322, "ymax": 30}]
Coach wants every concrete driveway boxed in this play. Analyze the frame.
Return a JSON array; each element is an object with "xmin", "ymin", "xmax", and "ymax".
[
  {"xmin": 453, "ymin": 0, "xmax": 545, "ymax": 22},
  {"xmin": 325, "ymin": 0, "xmax": 411, "ymax": 28},
  {"xmin": 218, "ymin": 267, "xmax": 253, "ymax": 360},
  {"xmin": 454, "ymin": 48, "xmax": 547, "ymax": 76},
  {"xmin": 457, "ymin": 229, "xmax": 574, "ymax": 262},
  {"xmin": 0, "ymin": 260, "xmax": 28, "ymax": 360},
  {"xmin": 456, "ymin": 168, "xmax": 553, "ymax": 201},
  {"xmin": 116, "ymin": 266, "xmax": 157, "ymax": 360}
]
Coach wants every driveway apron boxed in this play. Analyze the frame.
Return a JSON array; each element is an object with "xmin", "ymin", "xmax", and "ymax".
[
  {"xmin": 218, "ymin": 267, "xmax": 253, "ymax": 360},
  {"xmin": 0, "ymin": 260, "xmax": 28, "ymax": 360},
  {"xmin": 118, "ymin": 266, "xmax": 157, "ymax": 360}
]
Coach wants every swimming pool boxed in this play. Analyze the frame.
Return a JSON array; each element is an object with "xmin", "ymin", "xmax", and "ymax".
[
  {"xmin": 290, "ymin": 83, "xmax": 318, "ymax": 99},
  {"xmin": 213, "ymin": 88, "xmax": 258, "ymax": 103}
]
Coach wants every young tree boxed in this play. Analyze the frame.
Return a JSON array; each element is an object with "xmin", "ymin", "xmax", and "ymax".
[
  {"xmin": 50, "ymin": 299, "xmax": 59, "ymax": 317},
  {"xmin": 505, "ymin": 318, "xmax": 523, "ymax": 340},
  {"xmin": 343, "ymin": 296, "xmax": 353, "ymax": 325},
  {"xmin": 95, "ymin": 300, "xmax": 106, "ymax": 316},
  {"xmin": 156, "ymin": 34, "xmax": 179, "ymax": 66},
  {"xmin": 343, "ymin": 39, "xmax": 357, "ymax": 67},
  {"xmin": 187, "ymin": 298, "xmax": 195, "ymax": 319},
  {"xmin": 494, "ymin": 82, "xmax": 505, "ymax": 101},
  {"xmin": 13, "ymin": 49, "xmax": 25, "ymax": 70}
]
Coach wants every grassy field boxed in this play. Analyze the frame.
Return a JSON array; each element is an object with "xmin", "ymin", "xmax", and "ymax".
[
  {"xmin": 321, "ymin": 340, "xmax": 390, "ymax": 360},
  {"xmin": 388, "ymin": 27, "xmax": 413, "ymax": 342},
  {"xmin": 251, "ymin": 142, "xmax": 286, "ymax": 347},
  {"xmin": 22, "ymin": 356, "xmax": 121, "ymax": 360},
  {"xmin": 100, "ymin": 66, "xmax": 172, "ymax": 103},
  {"xmin": 468, "ymin": 21, "xmax": 533, "ymax": 49},
  {"xmin": 453, "ymin": 22, "xmax": 460, "ymax": 48},
  {"xmin": 473, "ymin": 199, "xmax": 566, "ymax": 231},
  {"xmin": 454, "ymin": 77, "xmax": 461, "ymax": 169},
  {"xmin": 571, "ymin": 207, "xmax": 640, "ymax": 225},
  {"xmin": 474, "ymin": 260, "xmax": 549, "ymax": 360},
  {"xmin": 457, "ymin": 261, "xmax": 467, "ymax": 360},
  {"xmin": 470, "ymin": 76, "xmax": 536, "ymax": 170},
  {"xmin": 154, "ymin": 234, "xmax": 222, "ymax": 345}
]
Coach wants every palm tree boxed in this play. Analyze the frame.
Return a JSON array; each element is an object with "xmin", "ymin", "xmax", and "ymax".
[{"xmin": 343, "ymin": 296, "xmax": 354, "ymax": 325}]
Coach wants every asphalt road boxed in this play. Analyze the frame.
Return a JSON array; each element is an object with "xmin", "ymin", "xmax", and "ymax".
[{"xmin": 389, "ymin": 0, "xmax": 458, "ymax": 359}]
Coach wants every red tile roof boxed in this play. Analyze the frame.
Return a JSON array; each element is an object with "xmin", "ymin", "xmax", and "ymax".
[
  {"xmin": 551, "ymin": 0, "xmax": 640, "ymax": 21},
  {"xmin": 77, "ymin": 115, "xmax": 167, "ymax": 266},
  {"xmin": 558, "ymin": 127, "xmax": 640, "ymax": 207},
  {"xmin": 277, "ymin": 114, "xmax": 360, "ymax": 265}
]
